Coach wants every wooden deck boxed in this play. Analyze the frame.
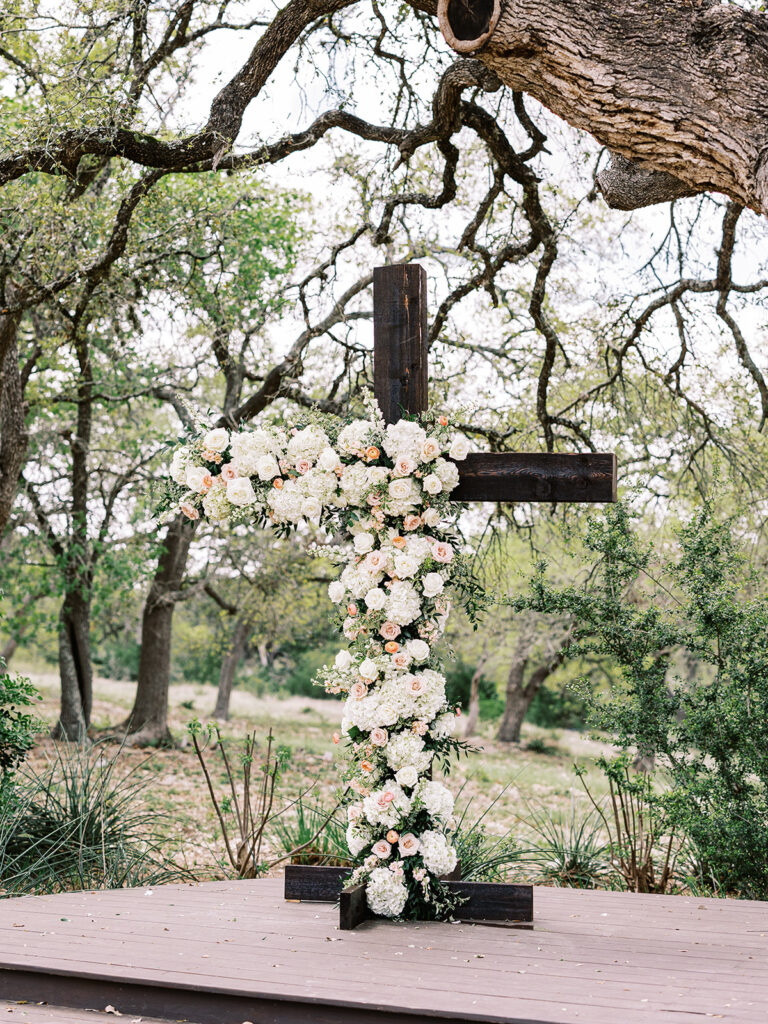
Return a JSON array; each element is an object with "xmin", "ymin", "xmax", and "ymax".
[{"xmin": 0, "ymin": 877, "xmax": 765, "ymax": 1024}]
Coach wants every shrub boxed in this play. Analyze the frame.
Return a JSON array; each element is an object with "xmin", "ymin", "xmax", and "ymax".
[
  {"xmin": 0, "ymin": 741, "xmax": 189, "ymax": 895},
  {"xmin": 521, "ymin": 801, "xmax": 610, "ymax": 888},
  {"xmin": 444, "ymin": 658, "xmax": 498, "ymax": 710},
  {"xmin": 0, "ymin": 666, "xmax": 42, "ymax": 802},
  {"xmin": 517, "ymin": 500, "xmax": 768, "ymax": 898}
]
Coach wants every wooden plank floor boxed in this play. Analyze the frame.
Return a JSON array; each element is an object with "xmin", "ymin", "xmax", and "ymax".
[
  {"xmin": 0, "ymin": 877, "xmax": 765, "ymax": 1024},
  {"xmin": 0, "ymin": 1000, "xmax": 174, "ymax": 1023}
]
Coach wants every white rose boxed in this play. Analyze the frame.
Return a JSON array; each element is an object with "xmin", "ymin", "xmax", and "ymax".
[
  {"xmin": 226, "ymin": 477, "xmax": 257, "ymax": 506},
  {"xmin": 354, "ymin": 533, "xmax": 375, "ymax": 554},
  {"xmin": 185, "ymin": 465, "xmax": 209, "ymax": 492},
  {"xmin": 393, "ymin": 455, "xmax": 417, "ymax": 477},
  {"xmin": 449, "ymin": 435, "xmax": 470, "ymax": 460},
  {"xmin": 203, "ymin": 428, "xmax": 230, "ymax": 452},
  {"xmin": 423, "ymin": 474, "xmax": 442, "ymax": 495},
  {"xmin": 395, "ymin": 765, "xmax": 419, "ymax": 788},
  {"xmin": 393, "ymin": 553, "xmax": 419, "ymax": 579},
  {"xmin": 422, "ymin": 507, "xmax": 441, "ymax": 527},
  {"xmin": 335, "ymin": 650, "xmax": 353, "ymax": 670},
  {"xmin": 364, "ymin": 588, "xmax": 387, "ymax": 611},
  {"xmin": 318, "ymin": 448, "xmax": 341, "ymax": 472},
  {"xmin": 406, "ymin": 639, "xmax": 430, "ymax": 662},
  {"xmin": 420, "ymin": 436, "xmax": 441, "ymax": 462},
  {"xmin": 328, "ymin": 580, "xmax": 345, "ymax": 604},
  {"xmin": 388, "ymin": 478, "xmax": 412, "ymax": 501},
  {"xmin": 359, "ymin": 658, "xmax": 379, "ymax": 680},
  {"xmin": 422, "ymin": 572, "xmax": 444, "ymax": 598},
  {"xmin": 301, "ymin": 496, "xmax": 322, "ymax": 519},
  {"xmin": 256, "ymin": 454, "xmax": 280, "ymax": 480}
]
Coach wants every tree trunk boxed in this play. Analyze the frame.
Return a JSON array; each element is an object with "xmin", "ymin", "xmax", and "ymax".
[
  {"xmin": 121, "ymin": 514, "xmax": 196, "ymax": 745},
  {"xmin": 1, "ymin": 636, "xmax": 17, "ymax": 664},
  {"xmin": 52, "ymin": 588, "xmax": 92, "ymax": 741},
  {"xmin": 496, "ymin": 642, "xmax": 568, "ymax": 743},
  {"xmin": 437, "ymin": 0, "xmax": 768, "ymax": 214},
  {"xmin": 212, "ymin": 614, "xmax": 251, "ymax": 721},
  {"xmin": 0, "ymin": 312, "xmax": 28, "ymax": 537}
]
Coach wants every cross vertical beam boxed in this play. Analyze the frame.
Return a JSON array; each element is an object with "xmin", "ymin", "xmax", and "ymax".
[{"xmin": 373, "ymin": 264, "xmax": 429, "ymax": 425}]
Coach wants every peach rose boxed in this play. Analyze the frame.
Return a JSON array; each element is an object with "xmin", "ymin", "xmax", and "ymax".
[
  {"xmin": 398, "ymin": 833, "xmax": 420, "ymax": 856},
  {"xmin": 273, "ymin": 478, "xmax": 284, "ymax": 489},
  {"xmin": 370, "ymin": 727, "xmax": 388, "ymax": 746},
  {"xmin": 379, "ymin": 620, "xmax": 401, "ymax": 641},
  {"xmin": 392, "ymin": 536, "xmax": 407, "ymax": 549},
  {"xmin": 180, "ymin": 501, "xmax": 199, "ymax": 520},
  {"xmin": 438, "ymin": 415, "xmax": 448, "ymax": 426},
  {"xmin": 347, "ymin": 603, "xmax": 358, "ymax": 617},
  {"xmin": 360, "ymin": 760, "xmax": 373, "ymax": 773},
  {"xmin": 365, "ymin": 446, "xmax": 380, "ymax": 461},
  {"xmin": 386, "ymin": 829, "xmax": 400, "ymax": 844},
  {"xmin": 412, "ymin": 720, "xmax": 428, "ymax": 735},
  {"xmin": 220, "ymin": 463, "xmax": 238, "ymax": 483},
  {"xmin": 403, "ymin": 514, "xmax": 421, "ymax": 531},
  {"xmin": 410, "ymin": 677, "xmax": 426, "ymax": 695},
  {"xmin": 384, "ymin": 641, "xmax": 400, "ymax": 654},
  {"xmin": 391, "ymin": 651, "xmax": 411, "ymax": 670},
  {"xmin": 365, "ymin": 550, "xmax": 387, "ymax": 572},
  {"xmin": 372, "ymin": 839, "xmax": 392, "ymax": 859},
  {"xmin": 393, "ymin": 455, "xmax": 417, "ymax": 477},
  {"xmin": 349, "ymin": 681, "xmax": 368, "ymax": 700},
  {"xmin": 432, "ymin": 541, "xmax": 454, "ymax": 563}
]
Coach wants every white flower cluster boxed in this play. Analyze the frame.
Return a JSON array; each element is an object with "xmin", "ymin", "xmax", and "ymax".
[{"xmin": 165, "ymin": 404, "xmax": 473, "ymax": 920}]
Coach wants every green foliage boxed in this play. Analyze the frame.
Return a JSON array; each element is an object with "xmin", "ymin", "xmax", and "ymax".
[
  {"xmin": 0, "ymin": 666, "xmax": 42, "ymax": 797},
  {"xmin": 283, "ymin": 641, "xmax": 341, "ymax": 699},
  {"xmin": 444, "ymin": 658, "xmax": 497, "ymax": 709},
  {"xmin": 521, "ymin": 801, "xmax": 610, "ymax": 888},
  {"xmin": 271, "ymin": 795, "xmax": 351, "ymax": 866},
  {"xmin": 517, "ymin": 500, "xmax": 768, "ymax": 897},
  {"xmin": 0, "ymin": 742, "xmax": 189, "ymax": 895},
  {"xmin": 527, "ymin": 681, "xmax": 588, "ymax": 730},
  {"xmin": 451, "ymin": 785, "xmax": 522, "ymax": 881}
]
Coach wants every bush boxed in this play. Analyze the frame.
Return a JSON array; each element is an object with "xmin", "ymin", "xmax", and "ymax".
[
  {"xmin": 444, "ymin": 658, "xmax": 498, "ymax": 710},
  {"xmin": 0, "ymin": 666, "xmax": 42, "ymax": 801},
  {"xmin": 0, "ymin": 741, "xmax": 190, "ymax": 895},
  {"xmin": 282, "ymin": 643, "xmax": 340, "ymax": 698},
  {"xmin": 527, "ymin": 682, "xmax": 589, "ymax": 730},
  {"xmin": 517, "ymin": 500, "xmax": 768, "ymax": 898}
]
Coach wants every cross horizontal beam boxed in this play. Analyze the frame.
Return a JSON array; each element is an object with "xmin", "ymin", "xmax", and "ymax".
[{"xmin": 453, "ymin": 452, "xmax": 617, "ymax": 504}]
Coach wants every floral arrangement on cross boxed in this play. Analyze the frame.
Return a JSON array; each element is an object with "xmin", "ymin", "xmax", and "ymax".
[{"xmin": 165, "ymin": 394, "xmax": 485, "ymax": 921}]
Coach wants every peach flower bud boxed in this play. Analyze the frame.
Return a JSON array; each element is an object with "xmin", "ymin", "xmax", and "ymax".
[
  {"xmin": 273, "ymin": 478, "xmax": 284, "ymax": 489},
  {"xmin": 360, "ymin": 760, "xmax": 373, "ymax": 773},
  {"xmin": 384, "ymin": 641, "xmax": 400, "ymax": 654},
  {"xmin": 386, "ymin": 830, "xmax": 400, "ymax": 844},
  {"xmin": 347, "ymin": 603, "xmax": 358, "ymax": 617},
  {"xmin": 365, "ymin": 446, "xmax": 380, "ymax": 461},
  {"xmin": 438, "ymin": 415, "xmax": 448, "ymax": 426},
  {"xmin": 392, "ymin": 536, "xmax": 406, "ymax": 549}
]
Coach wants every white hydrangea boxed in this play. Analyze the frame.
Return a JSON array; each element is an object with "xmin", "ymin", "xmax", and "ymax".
[
  {"xmin": 419, "ymin": 830, "xmax": 458, "ymax": 876},
  {"xmin": 431, "ymin": 712, "xmax": 456, "ymax": 738},
  {"xmin": 170, "ymin": 447, "xmax": 190, "ymax": 485},
  {"xmin": 365, "ymin": 866, "xmax": 408, "ymax": 918},
  {"xmin": 362, "ymin": 781, "xmax": 411, "ymax": 828},
  {"xmin": 343, "ymin": 693, "xmax": 398, "ymax": 732},
  {"xmin": 385, "ymin": 730, "xmax": 432, "ymax": 773},
  {"xmin": 268, "ymin": 484, "xmax": 304, "ymax": 522},
  {"xmin": 417, "ymin": 780, "xmax": 454, "ymax": 823},
  {"xmin": 346, "ymin": 822, "xmax": 373, "ymax": 856},
  {"xmin": 201, "ymin": 479, "xmax": 231, "ymax": 522},
  {"xmin": 337, "ymin": 419, "xmax": 374, "ymax": 455},
  {"xmin": 383, "ymin": 420, "xmax": 427, "ymax": 461},
  {"xmin": 287, "ymin": 425, "xmax": 330, "ymax": 461},
  {"xmin": 300, "ymin": 467, "xmax": 337, "ymax": 503},
  {"xmin": 385, "ymin": 581, "xmax": 422, "ymax": 625},
  {"xmin": 405, "ymin": 535, "xmax": 433, "ymax": 561},
  {"xmin": 434, "ymin": 457, "xmax": 460, "ymax": 491},
  {"xmin": 339, "ymin": 462, "xmax": 370, "ymax": 504},
  {"xmin": 230, "ymin": 430, "xmax": 279, "ymax": 475},
  {"xmin": 318, "ymin": 447, "xmax": 341, "ymax": 472},
  {"xmin": 328, "ymin": 581, "xmax": 346, "ymax": 604}
]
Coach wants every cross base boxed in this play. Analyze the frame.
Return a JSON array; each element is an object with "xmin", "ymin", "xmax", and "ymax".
[{"xmin": 284, "ymin": 864, "xmax": 534, "ymax": 930}]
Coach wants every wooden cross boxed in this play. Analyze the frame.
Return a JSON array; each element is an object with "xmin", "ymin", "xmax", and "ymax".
[{"xmin": 372, "ymin": 263, "xmax": 617, "ymax": 505}]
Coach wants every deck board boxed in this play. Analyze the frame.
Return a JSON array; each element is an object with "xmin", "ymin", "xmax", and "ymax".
[{"xmin": 0, "ymin": 878, "xmax": 765, "ymax": 1024}]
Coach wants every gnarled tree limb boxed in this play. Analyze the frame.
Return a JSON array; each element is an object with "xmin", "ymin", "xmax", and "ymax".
[{"xmin": 437, "ymin": 0, "xmax": 768, "ymax": 215}]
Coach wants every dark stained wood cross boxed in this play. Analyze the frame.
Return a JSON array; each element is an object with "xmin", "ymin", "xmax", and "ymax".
[
  {"xmin": 372, "ymin": 262, "xmax": 617, "ymax": 505},
  {"xmin": 285, "ymin": 263, "xmax": 616, "ymax": 930}
]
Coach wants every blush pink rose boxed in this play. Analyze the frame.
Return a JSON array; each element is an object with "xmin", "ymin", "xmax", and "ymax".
[
  {"xmin": 379, "ymin": 620, "xmax": 401, "ymax": 641},
  {"xmin": 372, "ymin": 840, "xmax": 392, "ymax": 859},
  {"xmin": 370, "ymin": 728, "xmax": 388, "ymax": 746},
  {"xmin": 349, "ymin": 681, "xmax": 368, "ymax": 699},
  {"xmin": 402, "ymin": 514, "xmax": 421, "ymax": 531},
  {"xmin": 180, "ymin": 501, "xmax": 199, "ymax": 520},
  {"xmin": 409, "ymin": 677, "xmax": 426, "ymax": 695},
  {"xmin": 391, "ymin": 651, "xmax": 411, "ymax": 670},
  {"xmin": 295, "ymin": 459, "xmax": 311, "ymax": 475},
  {"xmin": 220, "ymin": 463, "xmax": 238, "ymax": 482},
  {"xmin": 398, "ymin": 833, "xmax": 420, "ymax": 857},
  {"xmin": 378, "ymin": 791, "xmax": 395, "ymax": 807},
  {"xmin": 432, "ymin": 541, "xmax": 454, "ymax": 563}
]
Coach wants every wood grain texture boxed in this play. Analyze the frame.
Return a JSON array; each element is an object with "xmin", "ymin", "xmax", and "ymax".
[
  {"xmin": 285, "ymin": 864, "xmax": 351, "ymax": 901},
  {"xmin": 373, "ymin": 264, "xmax": 428, "ymax": 425},
  {"xmin": 339, "ymin": 884, "xmax": 368, "ymax": 930},
  {"xmin": 453, "ymin": 452, "xmax": 617, "ymax": 503},
  {"xmin": 0, "ymin": 878, "xmax": 765, "ymax": 1023},
  {"xmin": 437, "ymin": 0, "xmax": 768, "ymax": 216}
]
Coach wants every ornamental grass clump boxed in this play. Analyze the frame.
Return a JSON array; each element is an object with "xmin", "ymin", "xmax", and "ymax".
[{"xmin": 164, "ymin": 399, "xmax": 487, "ymax": 919}]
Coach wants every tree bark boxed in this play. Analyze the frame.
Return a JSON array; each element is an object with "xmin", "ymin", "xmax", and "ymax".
[
  {"xmin": 212, "ymin": 614, "xmax": 251, "ymax": 721},
  {"xmin": 0, "ymin": 313, "xmax": 28, "ymax": 537},
  {"xmin": 122, "ymin": 514, "xmax": 196, "ymax": 745},
  {"xmin": 496, "ymin": 640, "xmax": 568, "ymax": 743},
  {"xmin": 52, "ymin": 588, "xmax": 93, "ymax": 741},
  {"xmin": 438, "ymin": 0, "xmax": 768, "ymax": 215}
]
